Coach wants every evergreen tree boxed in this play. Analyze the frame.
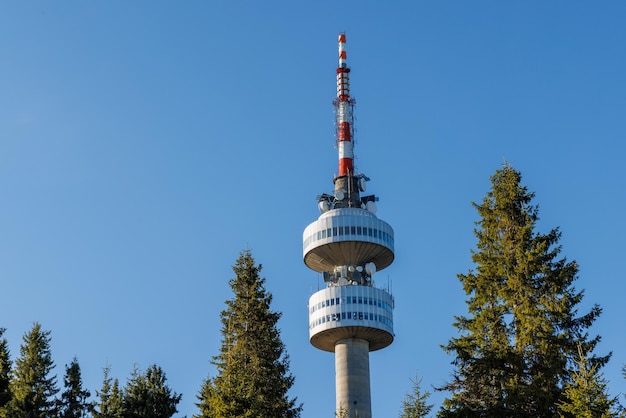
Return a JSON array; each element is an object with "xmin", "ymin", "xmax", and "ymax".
[
  {"xmin": 58, "ymin": 357, "xmax": 92, "ymax": 418},
  {"xmin": 557, "ymin": 345, "xmax": 617, "ymax": 418},
  {"xmin": 4, "ymin": 322, "xmax": 59, "ymax": 418},
  {"xmin": 121, "ymin": 364, "xmax": 181, "ymax": 418},
  {"xmin": 195, "ymin": 250, "xmax": 302, "ymax": 418},
  {"xmin": 0, "ymin": 329, "xmax": 11, "ymax": 410},
  {"xmin": 440, "ymin": 165, "xmax": 608, "ymax": 417},
  {"xmin": 622, "ymin": 366, "xmax": 626, "ymax": 417},
  {"xmin": 400, "ymin": 372, "xmax": 433, "ymax": 418},
  {"xmin": 92, "ymin": 364, "xmax": 123, "ymax": 418}
]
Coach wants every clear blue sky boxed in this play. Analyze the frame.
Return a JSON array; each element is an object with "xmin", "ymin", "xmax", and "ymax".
[{"xmin": 1, "ymin": 1, "xmax": 625, "ymax": 416}]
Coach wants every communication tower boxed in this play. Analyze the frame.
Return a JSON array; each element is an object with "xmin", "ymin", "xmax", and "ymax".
[{"xmin": 303, "ymin": 34, "xmax": 395, "ymax": 418}]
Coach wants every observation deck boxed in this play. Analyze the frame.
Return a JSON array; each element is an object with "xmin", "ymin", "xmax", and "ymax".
[
  {"xmin": 308, "ymin": 285, "xmax": 394, "ymax": 352},
  {"xmin": 303, "ymin": 207, "xmax": 394, "ymax": 272}
]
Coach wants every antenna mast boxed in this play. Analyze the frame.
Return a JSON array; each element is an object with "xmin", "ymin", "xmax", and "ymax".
[{"xmin": 335, "ymin": 33, "xmax": 356, "ymax": 178}]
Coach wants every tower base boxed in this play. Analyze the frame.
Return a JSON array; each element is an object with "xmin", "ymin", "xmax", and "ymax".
[{"xmin": 335, "ymin": 338, "xmax": 371, "ymax": 418}]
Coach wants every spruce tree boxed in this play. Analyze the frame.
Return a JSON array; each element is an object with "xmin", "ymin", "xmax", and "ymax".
[
  {"xmin": 4, "ymin": 322, "xmax": 59, "ymax": 418},
  {"xmin": 400, "ymin": 372, "xmax": 433, "ymax": 418},
  {"xmin": 557, "ymin": 346, "xmax": 617, "ymax": 417},
  {"xmin": 440, "ymin": 165, "xmax": 608, "ymax": 417},
  {"xmin": 58, "ymin": 357, "xmax": 91, "ymax": 418},
  {"xmin": 0, "ymin": 328, "xmax": 11, "ymax": 410},
  {"xmin": 92, "ymin": 364, "xmax": 123, "ymax": 418},
  {"xmin": 122, "ymin": 364, "xmax": 181, "ymax": 418},
  {"xmin": 195, "ymin": 250, "xmax": 302, "ymax": 418}
]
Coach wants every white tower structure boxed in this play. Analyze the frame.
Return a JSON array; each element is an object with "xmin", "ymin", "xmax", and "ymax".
[{"xmin": 303, "ymin": 34, "xmax": 395, "ymax": 418}]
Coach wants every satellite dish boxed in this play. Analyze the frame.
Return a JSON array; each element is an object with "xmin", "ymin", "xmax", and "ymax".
[
  {"xmin": 365, "ymin": 262, "xmax": 376, "ymax": 276},
  {"xmin": 335, "ymin": 191, "xmax": 345, "ymax": 201},
  {"xmin": 366, "ymin": 201, "xmax": 377, "ymax": 213},
  {"xmin": 338, "ymin": 277, "xmax": 349, "ymax": 286},
  {"xmin": 318, "ymin": 200, "xmax": 330, "ymax": 214},
  {"xmin": 358, "ymin": 177, "xmax": 367, "ymax": 192},
  {"xmin": 356, "ymin": 266, "xmax": 363, "ymax": 272}
]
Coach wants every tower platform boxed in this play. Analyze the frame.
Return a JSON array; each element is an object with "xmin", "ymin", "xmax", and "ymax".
[{"xmin": 308, "ymin": 284, "xmax": 394, "ymax": 352}]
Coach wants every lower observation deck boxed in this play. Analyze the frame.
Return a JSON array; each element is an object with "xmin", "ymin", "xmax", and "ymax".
[
  {"xmin": 303, "ymin": 208, "xmax": 394, "ymax": 272},
  {"xmin": 308, "ymin": 285, "xmax": 394, "ymax": 352}
]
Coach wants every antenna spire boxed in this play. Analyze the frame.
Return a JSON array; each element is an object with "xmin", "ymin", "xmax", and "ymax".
[{"xmin": 335, "ymin": 33, "xmax": 355, "ymax": 178}]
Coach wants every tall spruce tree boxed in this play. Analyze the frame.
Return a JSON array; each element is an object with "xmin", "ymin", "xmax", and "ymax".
[
  {"xmin": 195, "ymin": 250, "xmax": 302, "ymax": 418},
  {"xmin": 440, "ymin": 165, "xmax": 608, "ymax": 417},
  {"xmin": 122, "ymin": 364, "xmax": 181, "ymax": 418},
  {"xmin": 58, "ymin": 357, "xmax": 92, "ymax": 418},
  {"xmin": 4, "ymin": 322, "xmax": 59, "ymax": 418},
  {"xmin": 0, "ymin": 328, "xmax": 11, "ymax": 410}
]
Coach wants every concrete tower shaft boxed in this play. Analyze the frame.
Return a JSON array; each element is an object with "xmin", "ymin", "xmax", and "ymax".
[
  {"xmin": 303, "ymin": 34, "xmax": 395, "ymax": 418},
  {"xmin": 336, "ymin": 339, "xmax": 371, "ymax": 417}
]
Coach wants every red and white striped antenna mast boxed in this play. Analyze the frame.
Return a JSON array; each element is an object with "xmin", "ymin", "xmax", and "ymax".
[{"xmin": 335, "ymin": 33, "xmax": 356, "ymax": 179}]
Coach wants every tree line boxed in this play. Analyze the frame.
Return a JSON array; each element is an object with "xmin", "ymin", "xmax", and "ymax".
[
  {"xmin": 0, "ymin": 250, "xmax": 300, "ymax": 418},
  {"xmin": 0, "ymin": 323, "xmax": 182, "ymax": 418},
  {"xmin": 2, "ymin": 165, "xmax": 625, "ymax": 417}
]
